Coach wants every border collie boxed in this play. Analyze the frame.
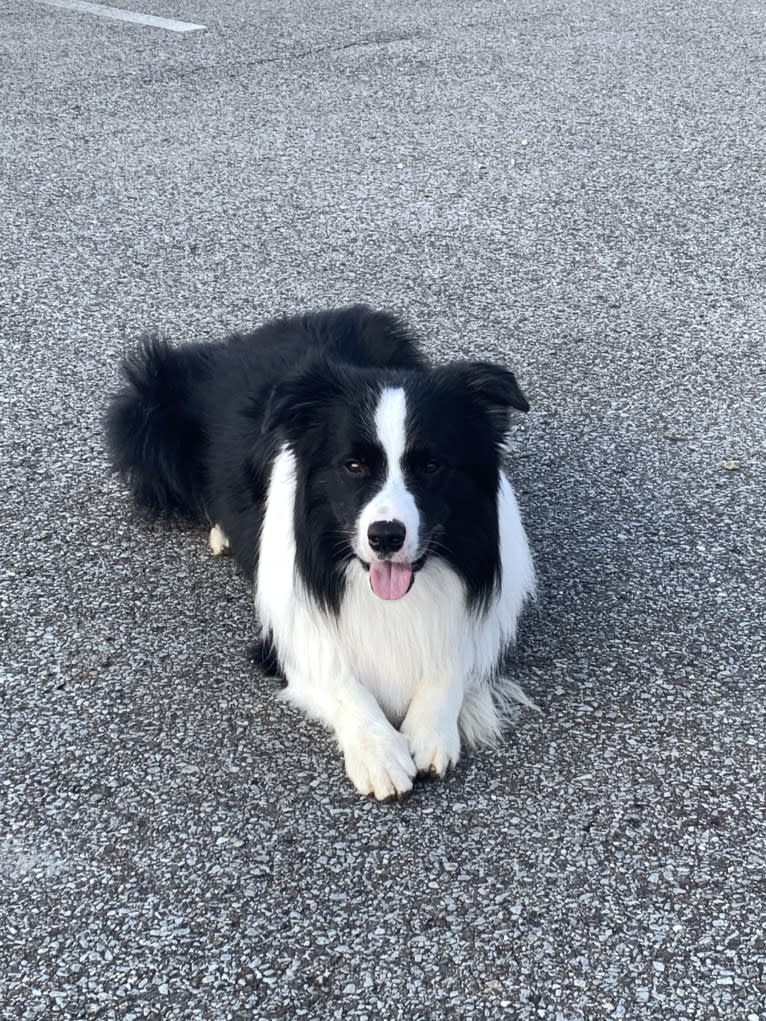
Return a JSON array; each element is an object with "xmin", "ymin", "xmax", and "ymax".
[{"xmin": 106, "ymin": 305, "xmax": 535, "ymax": 800}]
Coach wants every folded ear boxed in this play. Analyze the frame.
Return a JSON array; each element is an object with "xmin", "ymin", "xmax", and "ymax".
[
  {"xmin": 259, "ymin": 359, "xmax": 345, "ymax": 439},
  {"xmin": 436, "ymin": 360, "xmax": 529, "ymax": 432}
]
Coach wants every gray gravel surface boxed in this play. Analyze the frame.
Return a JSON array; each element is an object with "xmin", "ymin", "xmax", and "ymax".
[{"xmin": 2, "ymin": 0, "xmax": 765, "ymax": 1018}]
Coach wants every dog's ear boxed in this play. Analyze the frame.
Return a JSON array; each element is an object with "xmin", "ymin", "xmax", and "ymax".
[
  {"xmin": 260, "ymin": 360, "xmax": 345, "ymax": 439},
  {"xmin": 436, "ymin": 361, "xmax": 529, "ymax": 432}
]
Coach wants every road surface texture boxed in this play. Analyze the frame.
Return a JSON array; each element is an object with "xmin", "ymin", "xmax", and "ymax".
[{"xmin": 1, "ymin": 0, "xmax": 764, "ymax": 1018}]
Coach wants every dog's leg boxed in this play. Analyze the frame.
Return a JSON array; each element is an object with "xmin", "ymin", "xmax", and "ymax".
[
  {"xmin": 400, "ymin": 676, "xmax": 463, "ymax": 778},
  {"xmin": 208, "ymin": 524, "xmax": 231, "ymax": 556},
  {"xmin": 284, "ymin": 670, "xmax": 417, "ymax": 801},
  {"xmin": 458, "ymin": 683, "xmax": 503, "ymax": 748}
]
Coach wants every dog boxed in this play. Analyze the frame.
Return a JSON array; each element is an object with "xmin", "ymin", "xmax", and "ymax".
[{"xmin": 106, "ymin": 304, "xmax": 536, "ymax": 800}]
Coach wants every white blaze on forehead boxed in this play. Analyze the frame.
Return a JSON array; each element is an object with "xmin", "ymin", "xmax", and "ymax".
[
  {"xmin": 356, "ymin": 386, "xmax": 420, "ymax": 563},
  {"xmin": 374, "ymin": 386, "xmax": 407, "ymax": 478}
]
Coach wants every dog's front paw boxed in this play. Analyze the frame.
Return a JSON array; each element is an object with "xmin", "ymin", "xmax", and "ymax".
[
  {"xmin": 342, "ymin": 728, "xmax": 416, "ymax": 801},
  {"xmin": 401, "ymin": 705, "xmax": 461, "ymax": 778}
]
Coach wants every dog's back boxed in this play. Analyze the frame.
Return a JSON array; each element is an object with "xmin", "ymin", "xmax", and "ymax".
[{"xmin": 105, "ymin": 304, "xmax": 423, "ymax": 524}]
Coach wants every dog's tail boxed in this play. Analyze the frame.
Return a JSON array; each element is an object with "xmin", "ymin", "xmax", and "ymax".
[{"xmin": 105, "ymin": 335, "xmax": 216, "ymax": 521}]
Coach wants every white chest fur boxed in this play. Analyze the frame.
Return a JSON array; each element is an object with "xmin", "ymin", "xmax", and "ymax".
[{"xmin": 334, "ymin": 556, "xmax": 473, "ymax": 722}]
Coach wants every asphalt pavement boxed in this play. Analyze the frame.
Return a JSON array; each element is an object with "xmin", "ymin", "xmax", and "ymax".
[{"xmin": 1, "ymin": 0, "xmax": 765, "ymax": 1018}]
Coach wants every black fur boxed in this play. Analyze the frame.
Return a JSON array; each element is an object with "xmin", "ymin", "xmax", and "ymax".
[{"xmin": 105, "ymin": 303, "xmax": 528, "ymax": 615}]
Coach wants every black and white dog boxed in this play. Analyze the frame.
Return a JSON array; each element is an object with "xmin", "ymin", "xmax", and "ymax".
[{"xmin": 106, "ymin": 305, "xmax": 535, "ymax": 800}]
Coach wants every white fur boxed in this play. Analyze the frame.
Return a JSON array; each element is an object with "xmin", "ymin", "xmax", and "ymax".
[
  {"xmin": 208, "ymin": 524, "xmax": 230, "ymax": 556},
  {"xmin": 356, "ymin": 387, "xmax": 420, "ymax": 563},
  {"xmin": 255, "ymin": 443, "xmax": 535, "ymax": 799}
]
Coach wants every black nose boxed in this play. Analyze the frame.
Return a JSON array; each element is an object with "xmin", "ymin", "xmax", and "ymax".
[{"xmin": 367, "ymin": 519, "xmax": 406, "ymax": 555}]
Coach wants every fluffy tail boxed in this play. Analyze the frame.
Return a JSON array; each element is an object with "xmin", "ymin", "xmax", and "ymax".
[{"xmin": 105, "ymin": 335, "xmax": 215, "ymax": 521}]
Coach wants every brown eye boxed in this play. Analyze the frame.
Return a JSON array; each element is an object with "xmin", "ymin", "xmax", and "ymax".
[
  {"xmin": 424, "ymin": 460, "xmax": 440, "ymax": 474},
  {"xmin": 345, "ymin": 459, "xmax": 364, "ymax": 475}
]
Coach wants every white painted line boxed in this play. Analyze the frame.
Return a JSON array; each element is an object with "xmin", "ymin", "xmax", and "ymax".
[{"xmin": 31, "ymin": 0, "xmax": 206, "ymax": 33}]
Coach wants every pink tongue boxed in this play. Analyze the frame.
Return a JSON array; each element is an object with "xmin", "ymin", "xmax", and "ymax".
[{"xmin": 369, "ymin": 561, "xmax": 413, "ymax": 600}]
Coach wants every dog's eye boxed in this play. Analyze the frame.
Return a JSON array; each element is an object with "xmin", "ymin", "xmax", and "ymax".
[
  {"xmin": 345, "ymin": 459, "xmax": 365, "ymax": 475},
  {"xmin": 424, "ymin": 460, "xmax": 440, "ymax": 474}
]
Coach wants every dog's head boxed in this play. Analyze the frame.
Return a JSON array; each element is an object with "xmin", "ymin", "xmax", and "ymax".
[{"xmin": 264, "ymin": 358, "xmax": 529, "ymax": 608}]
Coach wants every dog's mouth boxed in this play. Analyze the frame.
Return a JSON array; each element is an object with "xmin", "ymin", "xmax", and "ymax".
[{"xmin": 359, "ymin": 555, "xmax": 426, "ymax": 601}]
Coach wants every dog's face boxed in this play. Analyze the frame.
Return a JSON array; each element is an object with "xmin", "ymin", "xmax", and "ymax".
[{"xmin": 266, "ymin": 360, "xmax": 529, "ymax": 608}]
